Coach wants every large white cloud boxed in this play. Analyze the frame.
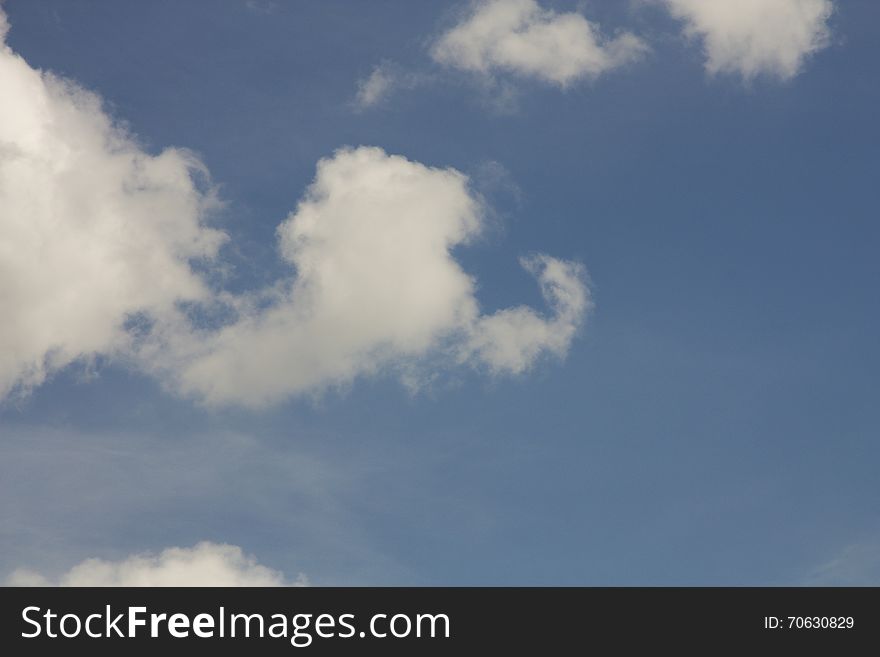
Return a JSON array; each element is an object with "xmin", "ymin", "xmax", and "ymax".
[
  {"xmin": 157, "ymin": 146, "xmax": 589, "ymax": 407},
  {"xmin": 430, "ymin": 0, "xmax": 646, "ymax": 86},
  {"xmin": 664, "ymin": 0, "xmax": 834, "ymax": 80},
  {"xmin": 0, "ymin": 14, "xmax": 226, "ymax": 400},
  {"xmin": 8, "ymin": 542, "xmax": 303, "ymax": 586},
  {"xmin": 0, "ymin": 9, "xmax": 589, "ymax": 407}
]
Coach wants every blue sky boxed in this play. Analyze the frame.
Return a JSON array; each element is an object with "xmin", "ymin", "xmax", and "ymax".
[{"xmin": 1, "ymin": 0, "xmax": 878, "ymax": 585}]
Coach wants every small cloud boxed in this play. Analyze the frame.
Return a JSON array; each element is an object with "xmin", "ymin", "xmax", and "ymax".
[
  {"xmin": 353, "ymin": 61, "xmax": 428, "ymax": 110},
  {"xmin": 355, "ymin": 63, "xmax": 397, "ymax": 109},
  {"xmin": 462, "ymin": 255, "xmax": 590, "ymax": 374},
  {"xmin": 663, "ymin": 0, "xmax": 834, "ymax": 81},
  {"xmin": 472, "ymin": 160, "xmax": 522, "ymax": 204},
  {"xmin": 244, "ymin": 0, "xmax": 278, "ymax": 15},
  {"xmin": 430, "ymin": 0, "xmax": 648, "ymax": 87},
  {"xmin": 0, "ymin": 7, "xmax": 9, "ymax": 42},
  {"xmin": 7, "ymin": 542, "xmax": 307, "ymax": 587}
]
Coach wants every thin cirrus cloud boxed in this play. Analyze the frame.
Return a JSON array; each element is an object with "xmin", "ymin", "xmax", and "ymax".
[
  {"xmin": 8, "ymin": 542, "xmax": 305, "ymax": 587},
  {"xmin": 0, "ymin": 8, "xmax": 589, "ymax": 407},
  {"xmin": 664, "ymin": 0, "xmax": 835, "ymax": 80},
  {"xmin": 430, "ymin": 0, "xmax": 648, "ymax": 86},
  {"xmin": 803, "ymin": 539, "xmax": 880, "ymax": 586}
]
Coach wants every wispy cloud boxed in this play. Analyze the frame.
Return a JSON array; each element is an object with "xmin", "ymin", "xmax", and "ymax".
[
  {"xmin": 804, "ymin": 538, "xmax": 880, "ymax": 585},
  {"xmin": 244, "ymin": 0, "xmax": 278, "ymax": 16},
  {"xmin": 0, "ymin": 425, "xmax": 410, "ymax": 585},
  {"xmin": 353, "ymin": 61, "xmax": 428, "ymax": 110}
]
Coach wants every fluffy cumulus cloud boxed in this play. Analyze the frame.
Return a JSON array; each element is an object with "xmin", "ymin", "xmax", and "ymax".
[
  {"xmin": 664, "ymin": 0, "xmax": 834, "ymax": 80},
  {"xmin": 8, "ymin": 542, "xmax": 303, "ymax": 587},
  {"xmin": 159, "ymin": 147, "xmax": 589, "ymax": 407},
  {"xmin": 0, "ymin": 9, "xmax": 589, "ymax": 407},
  {"xmin": 431, "ymin": 0, "xmax": 646, "ymax": 86},
  {"xmin": 464, "ymin": 255, "xmax": 586, "ymax": 374},
  {"xmin": 0, "ymin": 13, "xmax": 225, "ymax": 400}
]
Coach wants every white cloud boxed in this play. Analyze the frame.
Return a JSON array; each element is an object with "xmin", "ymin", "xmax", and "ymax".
[
  {"xmin": 8, "ymin": 542, "xmax": 304, "ymax": 587},
  {"xmin": 0, "ymin": 9, "xmax": 588, "ymax": 407},
  {"xmin": 354, "ymin": 62, "xmax": 427, "ymax": 110},
  {"xmin": 464, "ymin": 255, "xmax": 588, "ymax": 374},
  {"xmin": 157, "ymin": 146, "xmax": 588, "ymax": 407},
  {"xmin": 431, "ymin": 0, "xmax": 647, "ymax": 86},
  {"xmin": 664, "ymin": 0, "xmax": 834, "ymax": 80},
  {"xmin": 0, "ymin": 12, "xmax": 226, "ymax": 400},
  {"xmin": 0, "ymin": 425, "xmax": 432, "ymax": 585},
  {"xmin": 355, "ymin": 63, "xmax": 397, "ymax": 108}
]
